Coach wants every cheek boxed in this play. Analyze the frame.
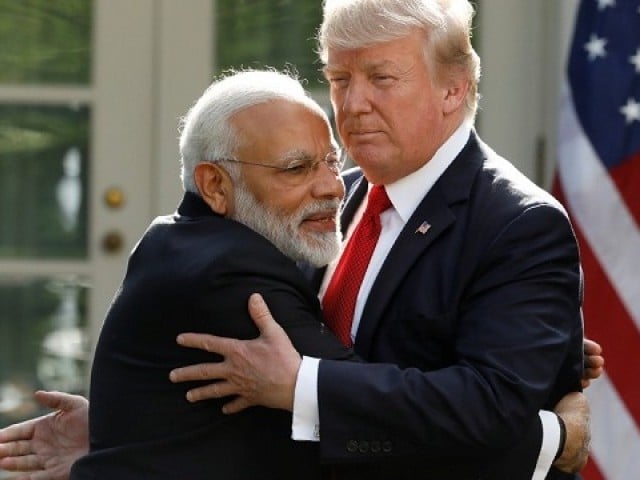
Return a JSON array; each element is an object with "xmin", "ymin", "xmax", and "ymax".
[
  {"xmin": 337, "ymin": 119, "xmax": 349, "ymax": 143},
  {"xmin": 397, "ymin": 96, "xmax": 436, "ymax": 135},
  {"xmin": 330, "ymin": 89, "xmax": 344, "ymax": 109},
  {"xmin": 242, "ymin": 178, "xmax": 283, "ymax": 211},
  {"xmin": 264, "ymin": 189, "xmax": 308, "ymax": 217},
  {"xmin": 331, "ymin": 93, "xmax": 346, "ymax": 119}
]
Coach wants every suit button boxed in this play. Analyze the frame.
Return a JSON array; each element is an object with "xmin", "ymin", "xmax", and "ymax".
[
  {"xmin": 371, "ymin": 440, "xmax": 381, "ymax": 453},
  {"xmin": 346, "ymin": 440, "xmax": 358, "ymax": 453},
  {"xmin": 358, "ymin": 440, "xmax": 369, "ymax": 453},
  {"xmin": 382, "ymin": 440, "xmax": 393, "ymax": 453}
]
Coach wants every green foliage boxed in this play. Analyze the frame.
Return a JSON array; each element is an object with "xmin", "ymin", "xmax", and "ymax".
[
  {"xmin": 216, "ymin": 0, "xmax": 325, "ymax": 87},
  {"xmin": 0, "ymin": 0, "xmax": 92, "ymax": 84}
]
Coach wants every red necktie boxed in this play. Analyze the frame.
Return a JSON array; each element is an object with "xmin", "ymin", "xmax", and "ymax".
[{"xmin": 322, "ymin": 185, "xmax": 392, "ymax": 346}]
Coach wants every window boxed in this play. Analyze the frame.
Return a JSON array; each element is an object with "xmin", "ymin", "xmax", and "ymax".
[
  {"xmin": 215, "ymin": 0, "xmax": 324, "ymax": 86},
  {"xmin": 0, "ymin": 0, "xmax": 92, "ymax": 429}
]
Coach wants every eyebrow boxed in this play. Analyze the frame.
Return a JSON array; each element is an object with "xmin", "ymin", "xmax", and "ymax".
[
  {"xmin": 280, "ymin": 149, "xmax": 311, "ymax": 162},
  {"xmin": 279, "ymin": 148, "xmax": 339, "ymax": 167},
  {"xmin": 277, "ymin": 150, "xmax": 315, "ymax": 167},
  {"xmin": 324, "ymin": 59, "xmax": 398, "ymax": 75}
]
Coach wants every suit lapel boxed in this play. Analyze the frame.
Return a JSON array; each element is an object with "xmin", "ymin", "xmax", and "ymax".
[
  {"xmin": 339, "ymin": 174, "xmax": 368, "ymax": 235},
  {"xmin": 354, "ymin": 132, "xmax": 484, "ymax": 357},
  {"xmin": 354, "ymin": 182, "xmax": 456, "ymax": 357}
]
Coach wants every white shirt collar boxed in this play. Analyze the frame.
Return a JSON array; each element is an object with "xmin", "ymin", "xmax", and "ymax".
[{"xmin": 383, "ymin": 121, "xmax": 472, "ymax": 223}]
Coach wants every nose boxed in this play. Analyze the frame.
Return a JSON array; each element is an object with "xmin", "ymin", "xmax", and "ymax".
[
  {"xmin": 340, "ymin": 78, "xmax": 372, "ymax": 115},
  {"xmin": 312, "ymin": 163, "xmax": 345, "ymax": 201}
]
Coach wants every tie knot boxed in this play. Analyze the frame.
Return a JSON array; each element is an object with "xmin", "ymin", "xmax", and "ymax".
[{"xmin": 366, "ymin": 185, "xmax": 392, "ymax": 216}]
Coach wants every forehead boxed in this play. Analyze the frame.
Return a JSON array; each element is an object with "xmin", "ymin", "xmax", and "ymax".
[
  {"xmin": 325, "ymin": 31, "xmax": 426, "ymax": 71},
  {"xmin": 231, "ymin": 100, "xmax": 333, "ymax": 159}
]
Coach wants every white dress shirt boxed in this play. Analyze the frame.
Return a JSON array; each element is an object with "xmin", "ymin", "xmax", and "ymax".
[{"xmin": 291, "ymin": 121, "xmax": 559, "ymax": 479}]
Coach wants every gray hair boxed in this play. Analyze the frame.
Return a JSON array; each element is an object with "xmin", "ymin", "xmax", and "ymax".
[
  {"xmin": 317, "ymin": 0, "xmax": 481, "ymax": 120},
  {"xmin": 179, "ymin": 69, "xmax": 330, "ymax": 193}
]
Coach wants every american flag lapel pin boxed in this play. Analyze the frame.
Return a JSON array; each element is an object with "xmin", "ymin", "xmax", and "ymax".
[{"xmin": 415, "ymin": 221, "xmax": 431, "ymax": 235}]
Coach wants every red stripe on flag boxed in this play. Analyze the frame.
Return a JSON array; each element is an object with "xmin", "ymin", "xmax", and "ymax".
[
  {"xmin": 553, "ymin": 178, "xmax": 640, "ymax": 429},
  {"xmin": 575, "ymin": 228, "xmax": 640, "ymax": 428},
  {"xmin": 582, "ymin": 456, "xmax": 605, "ymax": 480},
  {"xmin": 609, "ymin": 152, "xmax": 640, "ymax": 227}
]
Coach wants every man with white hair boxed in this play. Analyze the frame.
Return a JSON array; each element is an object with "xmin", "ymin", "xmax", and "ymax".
[{"xmin": 52, "ymin": 69, "xmax": 354, "ymax": 480}]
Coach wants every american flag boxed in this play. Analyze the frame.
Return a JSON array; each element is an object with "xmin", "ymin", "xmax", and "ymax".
[{"xmin": 555, "ymin": 0, "xmax": 640, "ymax": 478}]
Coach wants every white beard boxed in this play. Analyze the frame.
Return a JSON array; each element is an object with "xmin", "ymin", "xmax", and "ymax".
[{"xmin": 230, "ymin": 182, "xmax": 342, "ymax": 267}]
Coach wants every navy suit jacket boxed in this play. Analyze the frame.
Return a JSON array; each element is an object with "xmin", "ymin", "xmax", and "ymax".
[
  {"xmin": 313, "ymin": 132, "xmax": 584, "ymax": 479},
  {"xmin": 70, "ymin": 193, "xmax": 353, "ymax": 480}
]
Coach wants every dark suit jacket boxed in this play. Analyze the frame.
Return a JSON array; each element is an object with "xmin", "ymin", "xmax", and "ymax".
[
  {"xmin": 314, "ymin": 132, "xmax": 584, "ymax": 480},
  {"xmin": 70, "ymin": 192, "xmax": 353, "ymax": 480}
]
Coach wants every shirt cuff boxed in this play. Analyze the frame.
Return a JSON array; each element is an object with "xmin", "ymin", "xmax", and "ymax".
[
  {"xmin": 291, "ymin": 356, "xmax": 321, "ymax": 441},
  {"xmin": 533, "ymin": 410, "xmax": 561, "ymax": 480}
]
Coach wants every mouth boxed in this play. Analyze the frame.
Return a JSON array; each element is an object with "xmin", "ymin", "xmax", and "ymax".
[
  {"xmin": 301, "ymin": 210, "xmax": 338, "ymax": 232},
  {"xmin": 348, "ymin": 130, "xmax": 384, "ymax": 142},
  {"xmin": 350, "ymin": 129, "xmax": 381, "ymax": 135}
]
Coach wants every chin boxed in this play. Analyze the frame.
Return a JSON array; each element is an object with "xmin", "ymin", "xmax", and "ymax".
[{"xmin": 298, "ymin": 234, "xmax": 340, "ymax": 267}]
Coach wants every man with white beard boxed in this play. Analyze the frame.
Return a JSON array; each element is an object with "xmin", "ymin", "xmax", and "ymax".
[{"xmin": 63, "ymin": 69, "xmax": 355, "ymax": 480}]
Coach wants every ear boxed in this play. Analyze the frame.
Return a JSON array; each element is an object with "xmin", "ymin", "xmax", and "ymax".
[
  {"xmin": 193, "ymin": 162, "xmax": 234, "ymax": 216},
  {"xmin": 442, "ymin": 76, "xmax": 470, "ymax": 116}
]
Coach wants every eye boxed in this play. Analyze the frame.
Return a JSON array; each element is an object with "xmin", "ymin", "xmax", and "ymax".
[
  {"xmin": 324, "ymin": 151, "xmax": 342, "ymax": 170},
  {"xmin": 327, "ymin": 75, "xmax": 349, "ymax": 88},
  {"xmin": 283, "ymin": 162, "xmax": 312, "ymax": 175},
  {"xmin": 372, "ymin": 74, "xmax": 394, "ymax": 85}
]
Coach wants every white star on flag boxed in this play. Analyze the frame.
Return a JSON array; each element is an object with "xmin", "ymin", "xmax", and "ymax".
[
  {"xmin": 597, "ymin": 0, "xmax": 615, "ymax": 10},
  {"xmin": 630, "ymin": 48, "xmax": 640, "ymax": 73},
  {"xmin": 620, "ymin": 97, "xmax": 640, "ymax": 124},
  {"xmin": 584, "ymin": 34, "xmax": 607, "ymax": 60}
]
